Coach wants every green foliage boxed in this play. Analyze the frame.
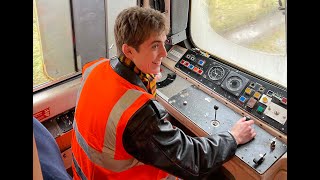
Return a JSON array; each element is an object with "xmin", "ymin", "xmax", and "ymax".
[
  {"xmin": 208, "ymin": 0, "xmax": 279, "ymax": 33},
  {"xmin": 33, "ymin": 8, "xmax": 51, "ymax": 87},
  {"xmin": 206, "ymin": 0, "xmax": 286, "ymax": 54}
]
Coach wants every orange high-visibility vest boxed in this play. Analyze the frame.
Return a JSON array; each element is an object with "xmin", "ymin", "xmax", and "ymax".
[{"xmin": 71, "ymin": 58, "xmax": 169, "ymax": 180}]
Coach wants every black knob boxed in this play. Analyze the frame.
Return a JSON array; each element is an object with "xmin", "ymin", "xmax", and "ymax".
[
  {"xmin": 214, "ymin": 105, "xmax": 219, "ymax": 110},
  {"xmin": 245, "ymin": 116, "xmax": 251, "ymax": 121}
]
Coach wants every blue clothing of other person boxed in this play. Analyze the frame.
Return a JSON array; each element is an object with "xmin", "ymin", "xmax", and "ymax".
[{"xmin": 33, "ymin": 117, "xmax": 72, "ymax": 180}]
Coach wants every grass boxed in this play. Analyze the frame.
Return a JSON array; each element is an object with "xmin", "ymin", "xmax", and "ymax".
[
  {"xmin": 208, "ymin": 0, "xmax": 280, "ymax": 32},
  {"xmin": 33, "ymin": 7, "xmax": 51, "ymax": 87},
  {"xmin": 207, "ymin": 0, "xmax": 286, "ymax": 54}
]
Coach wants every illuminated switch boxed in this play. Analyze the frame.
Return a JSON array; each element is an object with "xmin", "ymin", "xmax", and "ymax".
[
  {"xmin": 257, "ymin": 106, "xmax": 265, "ymax": 114},
  {"xmin": 253, "ymin": 92, "xmax": 261, "ymax": 100},
  {"xmin": 259, "ymin": 94, "xmax": 272, "ymax": 105},
  {"xmin": 180, "ymin": 59, "xmax": 185, "ymax": 64},
  {"xmin": 281, "ymin": 97, "xmax": 287, "ymax": 105},
  {"xmin": 197, "ymin": 69, "xmax": 203, "ymax": 75},
  {"xmin": 262, "ymin": 96, "xmax": 268, "ymax": 103},
  {"xmin": 184, "ymin": 61, "xmax": 190, "ymax": 67},
  {"xmin": 239, "ymin": 96, "xmax": 246, "ymax": 104},
  {"xmin": 193, "ymin": 67, "xmax": 199, "ymax": 72},
  {"xmin": 198, "ymin": 60, "xmax": 205, "ymax": 66},
  {"xmin": 245, "ymin": 87, "xmax": 253, "ymax": 95},
  {"xmin": 188, "ymin": 64, "xmax": 194, "ymax": 70},
  {"xmin": 246, "ymin": 97, "xmax": 257, "ymax": 109}
]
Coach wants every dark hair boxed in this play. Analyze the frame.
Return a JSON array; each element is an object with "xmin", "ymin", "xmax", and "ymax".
[{"xmin": 114, "ymin": 6, "xmax": 169, "ymax": 56}]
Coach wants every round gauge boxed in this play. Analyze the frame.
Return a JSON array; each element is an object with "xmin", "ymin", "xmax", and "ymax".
[
  {"xmin": 207, "ymin": 66, "xmax": 225, "ymax": 81},
  {"xmin": 226, "ymin": 76, "xmax": 243, "ymax": 91}
]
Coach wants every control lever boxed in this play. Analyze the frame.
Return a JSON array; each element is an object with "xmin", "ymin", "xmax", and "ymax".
[
  {"xmin": 245, "ymin": 116, "xmax": 255, "ymax": 141},
  {"xmin": 253, "ymin": 153, "xmax": 266, "ymax": 166},
  {"xmin": 270, "ymin": 137, "xmax": 276, "ymax": 150},
  {"xmin": 214, "ymin": 105, "xmax": 219, "ymax": 120}
]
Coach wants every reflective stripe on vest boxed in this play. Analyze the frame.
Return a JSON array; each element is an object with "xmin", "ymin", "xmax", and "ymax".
[
  {"xmin": 72, "ymin": 59, "xmax": 169, "ymax": 179},
  {"xmin": 72, "ymin": 153, "xmax": 87, "ymax": 180},
  {"xmin": 73, "ymin": 89, "xmax": 144, "ymax": 172}
]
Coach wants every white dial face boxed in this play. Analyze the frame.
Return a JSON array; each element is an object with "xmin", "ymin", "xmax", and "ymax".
[{"xmin": 208, "ymin": 66, "xmax": 225, "ymax": 81}]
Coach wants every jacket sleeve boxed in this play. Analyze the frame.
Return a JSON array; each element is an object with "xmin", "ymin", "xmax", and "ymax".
[{"xmin": 122, "ymin": 100, "xmax": 237, "ymax": 179}]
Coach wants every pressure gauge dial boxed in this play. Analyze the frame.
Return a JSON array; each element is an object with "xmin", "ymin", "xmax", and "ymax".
[{"xmin": 207, "ymin": 66, "xmax": 225, "ymax": 81}]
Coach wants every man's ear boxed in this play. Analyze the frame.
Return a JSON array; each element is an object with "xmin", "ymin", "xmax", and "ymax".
[{"xmin": 122, "ymin": 44, "xmax": 134, "ymax": 59}]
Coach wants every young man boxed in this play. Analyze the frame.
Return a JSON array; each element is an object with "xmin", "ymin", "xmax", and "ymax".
[{"xmin": 71, "ymin": 6, "xmax": 256, "ymax": 180}]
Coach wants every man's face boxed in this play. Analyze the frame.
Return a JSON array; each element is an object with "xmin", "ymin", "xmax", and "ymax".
[{"xmin": 130, "ymin": 32, "xmax": 167, "ymax": 75}]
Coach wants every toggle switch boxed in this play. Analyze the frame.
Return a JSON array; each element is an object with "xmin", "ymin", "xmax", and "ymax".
[{"xmin": 253, "ymin": 153, "xmax": 266, "ymax": 166}]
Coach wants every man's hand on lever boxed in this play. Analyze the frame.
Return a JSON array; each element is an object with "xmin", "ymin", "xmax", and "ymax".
[{"xmin": 230, "ymin": 117, "xmax": 256, "ymax": 145}]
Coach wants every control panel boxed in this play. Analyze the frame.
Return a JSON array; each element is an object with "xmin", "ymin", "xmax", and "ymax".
[
  {"xmin": 166, "ymin": 84, "xmax": 286, "ymax": 174},
  {"xmin": 173, "ymin": 48, "xmax": 287, "ymax": 135},
  {"xmin": 42, "ymin": 108, "xmax": 75, "ymax": 139},
  {"xmin": 156, "ymin": 45, "xmax": 287, "ymax": 176}
]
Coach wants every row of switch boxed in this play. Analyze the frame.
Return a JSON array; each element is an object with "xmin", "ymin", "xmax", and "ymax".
[
  {"xmin": 244, "ymin": 87, "xmax": 287, "ymax": 106},
  {"xmin": 240, "ymin": 86, "xmax": 270, "ymax": 114},
  {"xmin": 185, "ymin": 54, "xmax": 206, "ymax": 66},
  {"xmin": 180, "ymin": 59, "xmax": 203, "ymax": 75},
  {"xmin": 239, "ymin": 88, "xmax": 287, "ymax": 116},
  {"xmin": 265, "ymin": 89, "xmax": 287, "ymax": 105},
  {"xmin": 239, "ymin": 95, "xmax": 265, "ymax": 114}
]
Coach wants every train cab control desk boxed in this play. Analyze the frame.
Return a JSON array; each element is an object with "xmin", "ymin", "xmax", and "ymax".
[{"xmin": 155, "ymin": 45, "xmax": 287, "ymax": 180}]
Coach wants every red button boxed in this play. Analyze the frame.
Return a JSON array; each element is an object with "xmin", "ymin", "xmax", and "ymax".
[{"xmin": 281, "ymin": 97, "xmax": 287, "ymax": 105}]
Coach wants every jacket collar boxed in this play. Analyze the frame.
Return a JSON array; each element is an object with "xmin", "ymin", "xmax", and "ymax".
[{"xmin": 110, "ymin": 57, "xmax": 148, "ymax": 92}]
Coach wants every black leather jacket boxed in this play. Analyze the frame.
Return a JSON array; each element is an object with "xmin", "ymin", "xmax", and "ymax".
[{"xmin": 111, "ymin": 58, "xmax": 237, "ymax": 179}]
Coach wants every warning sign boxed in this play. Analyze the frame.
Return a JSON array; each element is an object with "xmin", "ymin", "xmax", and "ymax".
[{"xmin": 33, "ymin": 107, "xmax": 50, "ymax": 120}]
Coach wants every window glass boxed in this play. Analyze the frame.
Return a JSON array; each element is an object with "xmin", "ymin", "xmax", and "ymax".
[
  {"xmin": 33, "ymin": 4, "xmax": 50, "ymax": 87},
  {"xmin": 33, "ymin": 0, "xmax": 78, "ymax": 91},
  {"xmin": 190, "ymin": 0, "xmax": 287, "ymax": 87}
]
